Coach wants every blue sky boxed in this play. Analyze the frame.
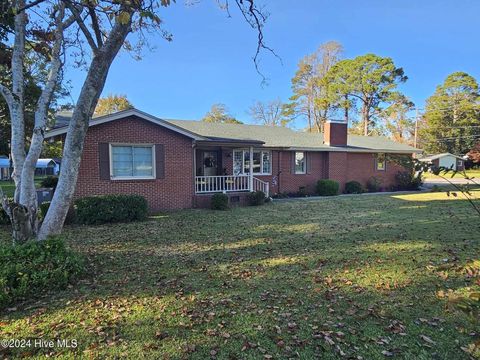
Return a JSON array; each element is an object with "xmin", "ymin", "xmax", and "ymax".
[{"xmin": 66, "ymin": 0, "xmax": 480, "ymax": 128}]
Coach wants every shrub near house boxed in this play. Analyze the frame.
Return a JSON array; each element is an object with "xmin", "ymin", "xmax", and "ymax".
[
  {"xmin": 75, "ymin": 195, "xmax": 148, "ymax": 225},
  {"xmin": 317, "ymin": 179, "xmax": 339, "ymax": 196},
  {"xmin": 344, "ymin": 181, "xmax": 363, "ymax": 194},
  {"xmin": 211, "ymin": 193, "xmax": 229, "ymax": 210}
]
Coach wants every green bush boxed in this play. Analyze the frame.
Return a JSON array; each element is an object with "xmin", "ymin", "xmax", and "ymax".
[
  {"xmin": 75, "ymin": 194, "xmax": 148, "ymax": 225},
  {"xmin": 211, "ymin": 193, "xmax": 229, "ymax": 210},
  {"xmin": 316, "ymin": 179, "xmax": 339, "ymax": 196},
  {"xmin": 344, "ymin": 181, "xmax": 363, "ymax": 194},
  {"xmin": 393, "ymin": 171, "xmax": 423, "ymax": 191},
  {"xmin": 366, "ymin": 176, "xmax": 383, "ymax": 192},
  {"xmin": 0, "ymin": 207, "xmax": 9, "ymax": 225},
  {"xmin": 247, "ymin": 191, "xmax": 266, "ymax": 206},
  {"xmin": 0, "ymin": 198, "xmax": 12, "ymax": 225},
  {"xmin": 0, "ymin": 237, "xmax": 83, "ymax": 309},
  {"xmin": 40, "ymin": 176, "xmax": 58, "ymax": 189},
  {"xmin": 39, "ymin": 201, "xmax": 76, "ymax": 224}
]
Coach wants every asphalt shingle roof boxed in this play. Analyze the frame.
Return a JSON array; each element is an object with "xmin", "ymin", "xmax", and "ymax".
[
  {"xmin": 49, "ymin": 110, "xmax": 420, "ymax": 154},
  {"xmin": 166, "ymin": 120, "xmax": 420, "ymax": 153}
]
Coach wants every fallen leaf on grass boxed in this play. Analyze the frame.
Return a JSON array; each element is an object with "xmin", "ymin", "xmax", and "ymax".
[{"xmin": 420, "ymin": 334, "xmax": 436, "ymax": 345}]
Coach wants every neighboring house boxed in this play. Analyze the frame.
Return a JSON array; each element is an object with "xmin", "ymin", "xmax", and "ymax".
[
  {"xmin": 0, "ymin": 157, "xmax": 11, "ymax": 180},
  {"xmin": 35, "ymin": 159, "xmax": 59, "ymax": 176},
  {"xmin": 418, "ymin": 153, "xmax": 465, "ymax": 171},
  {"xmin": 45, "ymin": 109, "xmax": 421, "ymax": 210},
  {"xmin": 1, "ymin": 158, "xmax": 59, "ymax": 180}
]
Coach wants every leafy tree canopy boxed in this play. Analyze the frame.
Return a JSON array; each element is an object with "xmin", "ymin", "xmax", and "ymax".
[
  {"xmin": 202, "ymin": 103, "xmax": 242, "ymax": 124},
  {"xmin": 420, "ymin": 72, "xmax": 480, "ymax": 155},
  {"xmin": 326, "ymin": 53, "xmax": 408, "ymax": 135},
  {"xmin": 94, "ymin": 94, "xmax": 134, "ymax": 116},
  {"xmin": 41, "ymin": 140, "xmax": 63, "ymax": 158}
]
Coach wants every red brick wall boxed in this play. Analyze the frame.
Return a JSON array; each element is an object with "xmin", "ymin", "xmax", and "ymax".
[
  {"xmin": 326, "ymin": 152, "xmax": 348, "ymax": 187},
  {"xmin": 344, "ymin": 153, "xmax": 405, "ymax": 191},
  {"xmin": 217, "ymin": 149, "xmax": 406, "ymax": 196},
  {"xmin": 255, "ymin": 151, "xmax": 328, "ymax": 195},
  {"xmin": 75, "ymin": 116, "xmax": 194, "ymax": 211}
]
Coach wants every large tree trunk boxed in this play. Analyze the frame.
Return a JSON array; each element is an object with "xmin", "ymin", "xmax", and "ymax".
[
  {"xmin": 10, "ymin": 0, "xmax": 27, "ymax": 203},
  {"xmin": 38, "ymin": 19, "xmax": 132, "ymax": 240},
  {"xmin": 362, "ymin": 105, "xmax": 369, "ymax": 136},
  {"xmin": 18, "ymin": 5, "xmax": 67, "ymax": 240}
]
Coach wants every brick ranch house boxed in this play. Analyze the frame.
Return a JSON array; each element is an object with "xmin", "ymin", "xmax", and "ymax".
[{"xmin": 45, "ymin": 109, "xmax": 422, "ymax": 210}]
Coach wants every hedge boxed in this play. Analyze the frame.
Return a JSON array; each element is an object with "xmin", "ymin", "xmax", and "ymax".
[
  {"xmin": 39, "ymin": 201, "xmax": 76, "ymax": 224},
  {"xmin": 247, "ymin": 191, "xmax": 266, "ymax": 206},
  {"xmin": 344, "ymin": 181, "xmax": 363, "ymax": 194},
  {"xmin": 316, "ymin": 179, "xmax": 339, "ymax": 196},
  {"xmin": 393, "ymin": 171, "xmax": 423, "ymax": 191},
  {"xmin": 0, "ymin": 207, "xmax": 9, "ymax": 225},
  {"xmin": 0, "ymin": 237, "xmax": 83, "ymax": 309},
  {"xmin": 366, "ymin": 176, "xmax": 383, "ymax": 192},
  {"xmin": 75, "ymin": 194, "xmax": 148, "ymax": 225},
  {"xmin": 211, "ymin": 193, "xmax": 229, "ymax": 210},
  {"xmin": 40, "ymin": 176, "xmax": 58, "ymax": 189}
]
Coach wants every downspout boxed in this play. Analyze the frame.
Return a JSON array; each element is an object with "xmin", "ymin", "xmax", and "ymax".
[
  {"xmin": 277, "ymin": 151, "xmax": 281, "ymax": 194},
  {"xmin": 192, "ymin": 141, "xmax": 196, "ymax": 207}
]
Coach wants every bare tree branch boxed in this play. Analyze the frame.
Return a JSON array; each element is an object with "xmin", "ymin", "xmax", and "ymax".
[
  {"xmin": 64, "ymin": 1, "xmax": 98, "ymax": 52},
  {"xmin": 88, "ymin": 5, "xmax": 104, "ymax": 47},
  {"xmin": 17, "ymin": 0, "xmax": 47, "ymax": 13},
  {"xmin": 231, "ymin": 0, "xmax": 280, "ymax": 83}
]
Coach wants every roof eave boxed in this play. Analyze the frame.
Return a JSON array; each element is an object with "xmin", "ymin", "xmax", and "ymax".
[{"xmin": 44, "ymin": 109, "xmax": 207, "ymax": 141}]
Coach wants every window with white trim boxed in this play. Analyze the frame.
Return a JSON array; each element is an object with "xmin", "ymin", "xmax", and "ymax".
[
  {"xmin": 111, "ymin": 145, "xmax": 155, "ymax": 179},
  {"xmin": 233, "ymin": 149, "xmax": 271, "ymax": 175},
  {"xmin": 376, "ymin": 153, "xmax": 386, "ymax": 171},
  {"xmin": 295, "ymin": 152, "xmax": 306, "ymax": 174}
]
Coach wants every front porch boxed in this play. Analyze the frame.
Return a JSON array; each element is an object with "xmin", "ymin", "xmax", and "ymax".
[{"xmin": 194, "ymin": 146, "xmax": 270, "ymax": 197}]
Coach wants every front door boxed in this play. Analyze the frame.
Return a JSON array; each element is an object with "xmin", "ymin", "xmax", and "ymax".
[{"xmin": 203, "ymin": 151, "xmax": 218, "ymax": 176}]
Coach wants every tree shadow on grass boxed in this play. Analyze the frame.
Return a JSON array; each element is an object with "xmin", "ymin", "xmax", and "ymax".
[{"xmin": 0, "ymin": 194, "xmax": 478, "ymax": 358}]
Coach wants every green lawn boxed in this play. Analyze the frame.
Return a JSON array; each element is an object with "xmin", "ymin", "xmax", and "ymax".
[
  {"xmin": 0, "ymin": 178, "xmax": 46, "ymax": 198},
  {"xmin": 423, "ymin": 169, "xmax": 480, "ymax": 179},
  {"xmin": 0, "ymin": 192, "xmax": 479, "ymax": 359}
]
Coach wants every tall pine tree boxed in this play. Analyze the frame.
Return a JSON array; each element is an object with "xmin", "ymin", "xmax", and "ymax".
[{"xmin": 421, "ymin": 72, "xmax": 480, "ymax": 155}]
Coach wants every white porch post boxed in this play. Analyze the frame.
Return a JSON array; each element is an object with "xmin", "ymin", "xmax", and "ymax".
[{"xmin": 249, "ymin": 146, "xmax": 254, "ymax": 191}]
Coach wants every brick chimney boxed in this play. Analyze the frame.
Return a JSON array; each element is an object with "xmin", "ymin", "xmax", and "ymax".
[{"xmin": 324, "ymin": 119, "xmax": 348, "ymax": 146}]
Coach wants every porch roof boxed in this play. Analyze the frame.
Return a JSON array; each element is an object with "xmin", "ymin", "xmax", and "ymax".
[{"xmin": 196, "ymin": 136, "xmax": 264, "ymax": 147}]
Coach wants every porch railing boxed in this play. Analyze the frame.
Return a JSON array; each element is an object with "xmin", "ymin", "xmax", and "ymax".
[
  {"xmin": 253, "ymin": 177, "xmax": 270, "ymax": 197},
  {"xmin": 195, "ymin": 175, "xmax": 270, "ymax": 197},
  {"xmin": 195, "ymin": 175, "xmax": 250, "ymax": 194}
]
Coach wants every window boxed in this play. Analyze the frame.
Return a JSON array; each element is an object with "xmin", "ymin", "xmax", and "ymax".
[
  {"xmin": 233, "ymin": 149, "xmax": 271, "ymax": 175},
  {"xmin": 111, "ymin": 145, "xmax": 154, "ymax": 179},
  {"xmin": 295, "ymin": 152, "xmax": 306, "ymax": 174},
  {"xmin": 376, "ymin": 153, "xmax": 386, "ymax": 171}
]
